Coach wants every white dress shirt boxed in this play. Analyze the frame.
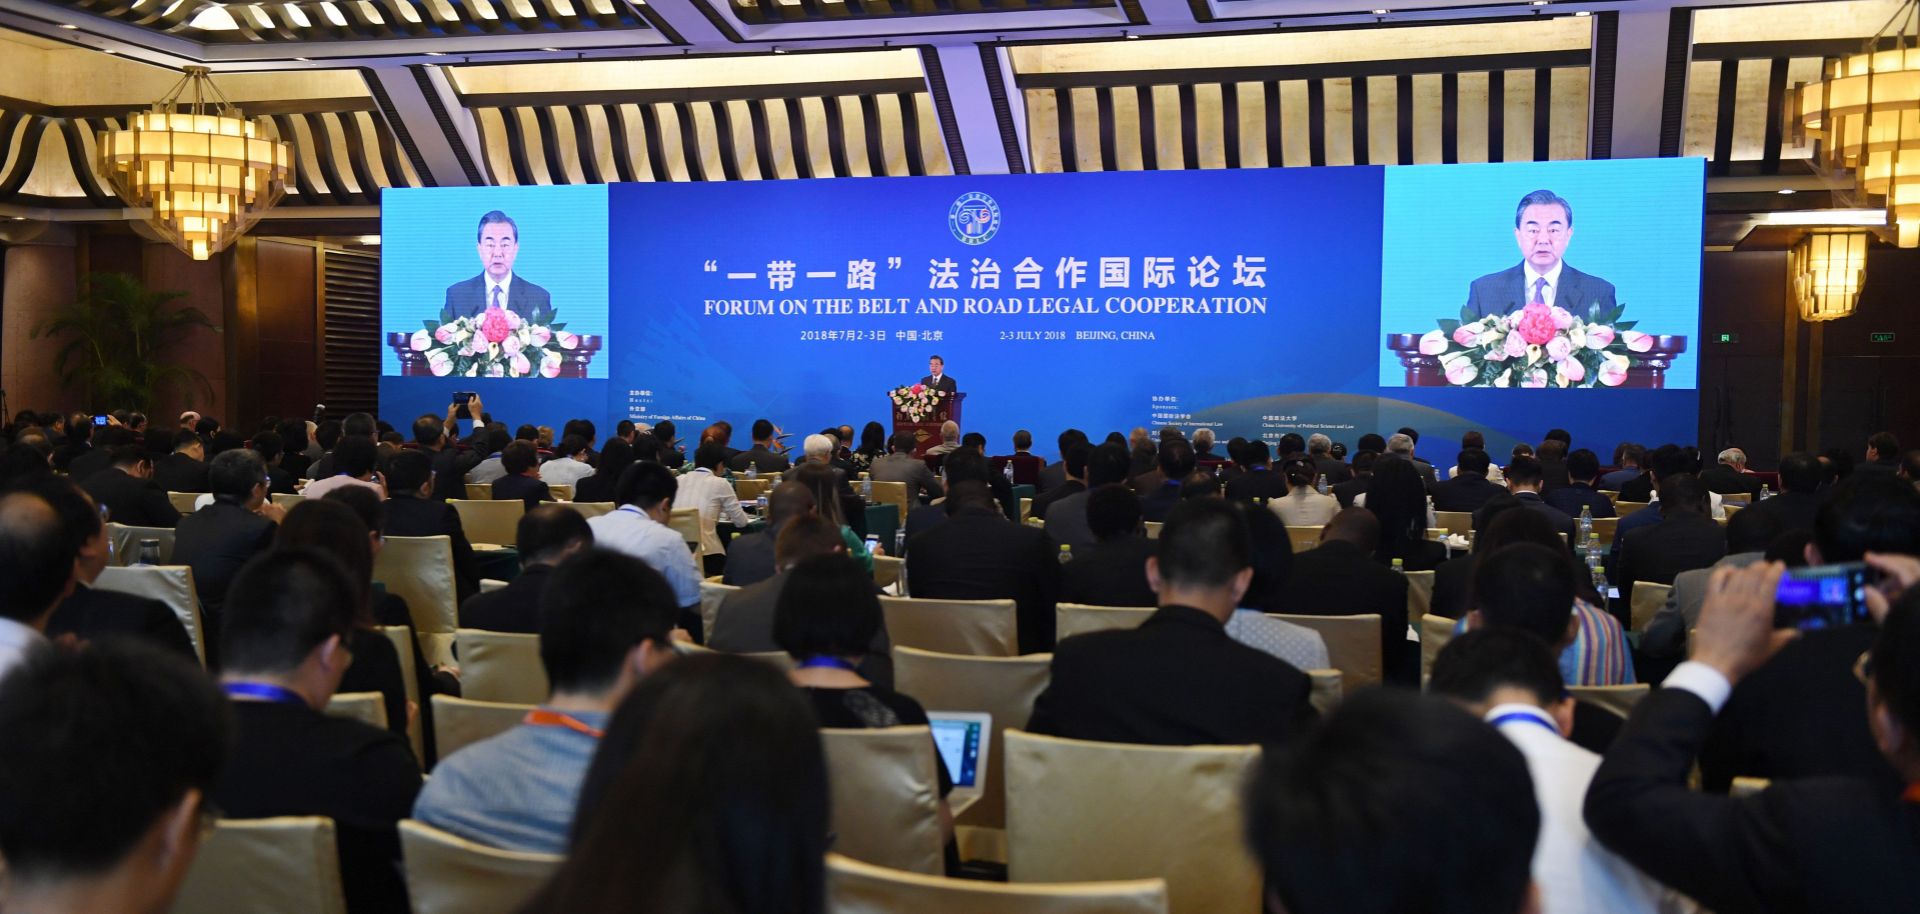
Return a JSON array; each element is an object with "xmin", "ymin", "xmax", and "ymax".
[
  {"xmin": 300, "ymin": 474, "xmax": 386, "ymax": 501},
  {"xmin": 467, "ymin": 455, "xmax": 507, "ymax": 485},
  {"xmin": 1524, "ymin": 261, "xmax": 1566, "ymax": 307},
  {"xmin": 671, "ymin": 468, "xmax": 751, "ymax": 556},
  {"xmin": 0, "ymin": 616, "xmax": 49, "ymax": 681},
  {"xmin": 1485, "ymin": 703, "xmax": 1677, "ymax": 914},
  {"xmin": 588, "ymin": 506, "xmax": 702, "ymax": 608},
  {"xmin": 537, "ymin": 456, "xmax": 597, "ymax": 489},
  {"xmin": 1269, "ymin": 489, "xmax": 1338, "ymax": 527}
]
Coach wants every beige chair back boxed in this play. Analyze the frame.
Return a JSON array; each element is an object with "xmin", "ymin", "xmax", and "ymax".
[
  {"xmin": 1434, "ymin": 510, "xmax": 1473, "ymax": 536},
  {"xmin": 1404, "ymin": 569, "xmax": 1435, "ymax": 628},
  {"xmin": 892, "ymin": 646, "xmax": 1052, "ymax": 830},
  {"xmin": 546, "ymin": 483, "xmax": 573, "ymax": 502},
  {"xmin": 700, "ymin": 575, "xmax": 739, "ymax": 642},
  {"xmin": 827, "ymin": 853, "xmax": 1169, "ymax": 914},
  {"xmin": 1143, "ymin": 521, "xmax": 1163, "ymax": 540},
  {"xmin": 1285, "ymin": 525, "xmax": 1319, "ymax": 553},
  {"xmin": 733, "ymin": 477, "xmax": 772, "ymax": 502},
  {"xmin": 1729, "ymin": 776, "xmax": 1771, "ymax": 799},
  {"xmin": 733, "ymin": 649, "xmax": 797, "ymax": 671},
  {"xmin": 871, "ymin": 480, "xmax": 910, "ymax": 523},
  {"xmin": 881, "ymin": 596, "xmax": 1018, "ymax": 656},
  {"xmin": 95, "ymin": 564, "xmax": 207, "ymax": 666},
  {"xmin": 1724, "ymin": 502, "xmax": 1746, "ymax": 519},
  {"xmin": 1018, "ymin": 497, "xmax": 1034, "ymax": 522},
  {"xmin": 820, "ymin": 726, "xmax": 947, "ymax": 875},
  {"xmin": 399, "ymin": 819, "xmax": 561, "ymax": 914},
  {"xmin": 168, "ymin": 490, "xmax": 203, "ymax": 515},
  {"xmin": 1722, "ymin": 492, "xmax": 1753, "ymax": 505},
  {"xmin": 1588, "ymin": 516, "xmax": 1617, "ymax": 546},
  {"xmin": 465, "ymin": 483, "xmax": 493, "ymax": 500},
  {"xmin": 271, "ymin": 493, "xmax": 306, "ymax": 509},
  {"xmin": 1420, "ymin": 613, "xmax": 1458, "ymax": 684},
  {"xmin": 668, "ymin": 506, "xmax": 704, "ymax": 553},
  {"xmin": 381, "ymin": 624, "xmax": 424, "ymax": 761},
  {"xmin": 451, "ymin": 499, "xmax": 524, "ymax": 547},
  {"xmin": 872, "ymin": 554, "xmax": 904, "ymax": 590},
  {"xmin": 1054, "ymin": 603, "xmax": 1154, "ymax": 641},
  {"xmin": 374, "ymin": 536, "xmax": 458, "ymax": 668},
  {"xmin": 1005, "ymin": 730, "xmax": 1261, "ymax": 914},
  {"xmin": 107, "ymin": 522, "xmax": 175, "ymax": 565},
  {"xmin": 556, "ymin": 501, "xmax": 616, "ymax": 519},
  {"xmin": 1570, "ymin": 683, "xmax": 1651, "ymax": 719},
  {"xmin": 1630, "ymin": 582, "xmax": 1673, "ymax": 632},
  {"xmin": 457, "ymin": 629, "xmax": 548, "ymax": 704},
  {"xmin": 170, "ymin": 817, "xmax": 347, "ymax": 914},
  {"xmin": 430, "ymin": 695, "xmax": 535, "ymax": 761},
  {"xmin": 1306, "ymin": 668, "xmax": 1344, "ymax": 716},
  {"xmin": 479, "ymin": 578, "xmax": 508, "ymax": 594},
  {"xmin": 1270, "ymin": 614, "xmax": 1381, "ymax": 692},
  {"xmin": 1614, "ymin": 500, "xmax": 1651, "ymax": 519},
  {"xmin": 325, "ymin": 692, "xmax": 389, "ymax": 730}
]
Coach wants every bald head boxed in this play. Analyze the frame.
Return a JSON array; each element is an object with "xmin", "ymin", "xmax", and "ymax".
[
  {"xmin": 768, "ymin": 480, "xmax": 818, "ymax": 529},
  {"xmin": 1321, "ymin": 506, "xmax": 1381, "ymax": 552},
  {"xmin": 0, "ymin": 488, "xmax": 80, "ymax": 626},
  {"xmin": 940, "ymin": 421, "xmax": 959, "ymax": 444}
]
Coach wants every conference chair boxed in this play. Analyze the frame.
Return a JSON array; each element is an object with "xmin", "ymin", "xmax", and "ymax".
[
  {"xmin": 1285, "ymin": 525, "xmax": 1319, "ymax": 553},
  {"xmin": 1306, "ymin": 669, "xmax": 1343, "ymax": 716},
  {"xmin": 1054, "ymin": 603, "xmax": 1154, "ymax": 641},
  {"xmin": 699, "ymin": 575, "xmax": 739, "ymax": 643},
  {"xmin": 1569, "ymin": 683, "xmax": 1651, "ymax": 719},
  {"xmin": 873, "ymin": 554, "xmax": 904, "ymax": 591},
  {"xmin": 167, "ymin": 490, "xmax": 202, "ymax": 515},
  {"xmin": 1722, "ymin": 492, "xmax": 1753, "ymax": 505},
  {"xmin": 451, "ymin": 499, "xmax": 524, "ymax": 547},
  {"xmin": 881, "ymin": 595, "xmax": 1018, "ymax": 656},
  {"xmin": 169, "ymin": 817, "xmax": 347, "ymax": 914},
  {"xmin": 94, "ymin": 564, "xmax": 207, "ymax": 666},
  {"xmin": 731, "ymin": 650, "xmax": 797, "ymax": 671},
  {"xmin": 478, "ymin": 578, "xmax": 508, "ymax": 594},
  {"xmin": 546, "ymin": 483, "xmax": 573, "ymax": 502},
  {"xmin": 1614, "ymin": 500, "xmax": 1651, "ymax": 519},
  {"xmin": 1271, "ymin": 613, "xmax": 1382, "ymax": 692},
  {"xmin": 324, "ymin": 692, "xmax": 389, "ymax": 731},
  {"xmin": 1434, "ymin": 510, "xmax": 1474, "ymax": 536},
  {"xmin": 892, "ymin": 646, "xmax": 1053, "ymax": 834},
  {"xmin": 871, "ymin": 480, "xmax": 910, "ymax": 524},
  {"xmin": 1724, "ymin": 502, "xmax": 1746, "ymax": 520},
  {"xmin": 668, "ymin": 506, "xmax": 703, "ymax": 554},
  {"xmin": 820, "ymin": 726, "xmax": 947, "ymax": 875},
  {"xmin": 399, "ymin": 820, "xmax": 562, "ymax": 914},
  {"xmin": 733, "ymin": 477, "xmax": 772, "ymax": 502},
  {"xmin": 827, "ymin": 853, "xmax": 1169, "ymax": 914},
  {"xmin": 1019, "ymin": 497, "xmax": 1034, "ymax": 523},
  {"xmin": 465, "ymin": 483, "xmax": 493, "ymax": 500},
  {"xmin": 458, "ymin": 629, "xmax": 547, "ymax": 704},
  {"xmin": 374, "ymin": 535, "xmax": 458, "ymax": 668},
  {"xmin": 270, "ymin": 493, "xmax": 305, "ymax": 510},
  {"xmin": 1592, "ymin": 516, "xmax": 1619, "ymax": 545},
  {"xmin": 1005, "ymin": 730, "xmax": 1262, "ymax": 914},
  {"xmin": 1730, "ymin": 777, "xmax": 1771, "ymax": 799},
  {"xmin": 430, "ymin": 695, "xmax": 536, "ymax": 761},
  {"xmin": 1144, "ymin": 522, "xmax": 1163, "ymax": 540},
  {"xmin": 1405, "ymin": 569, "xmax": 1435, "ymax": 628},
  {"xmin": 1630, "ymin": 582, "xmax": 1673, "ymax": 633},
  {"xmin": 107, "ymin": 522, "xmax": 175, "ymax": 565},
  {"xmin": 1420, "ymin": 613, "xmax": 1457, "ymax": 684},
  {"xmin": 554, "ymin": 501, "xmax": 616, "ymax": 519},
  {"xmin": 382, "ymin": 624, "xmax": 425, "ymax": 762}
]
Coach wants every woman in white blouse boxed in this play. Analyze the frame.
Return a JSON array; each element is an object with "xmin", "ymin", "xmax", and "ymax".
[{"xmin": 1269, "ymin": 457, "xmax": 1339, "ymax": 527}]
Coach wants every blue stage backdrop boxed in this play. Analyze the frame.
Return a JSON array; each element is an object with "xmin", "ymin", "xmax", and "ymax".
[{"xmin": 379, "ymin": 161, "xmax": 1704, "ymax": 461}]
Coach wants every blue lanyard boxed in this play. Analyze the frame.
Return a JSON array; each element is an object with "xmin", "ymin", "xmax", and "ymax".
[
  {"xmin": 1489, "ymin": 711, "xmax": 1559, "ymax": 736},
  {"xmin": 224, "ymin": 682, "xmax": 306, "ymax": 706},
  {"xmin": 799, "ymin": 656, "xmax": 859, "ymax": 672}
]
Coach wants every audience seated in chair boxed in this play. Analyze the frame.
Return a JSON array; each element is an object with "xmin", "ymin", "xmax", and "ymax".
[
  {"xmin": 1616, "ymin": 473, "xmax": 1726, "ymax": 615},
  {"xmin": 1223, "ymin": 439, "xmax": 1288, "ymax": 504},
  {"xmin": 870, "ymin": 431, "xmax": 946, "ymax": 505},
  {"xmin": 1139, "ymin": 438, "xmax": 1195, "ymax": 524},
  {"xmin": 571, "ymin": 437, "xmax": 631, "ymax": 506},
  {"xmin": 461, "ymin": 505, "xmax": 593, "ymax": 634},
  {"xmin": 152, "ymin": 430, "xmax": 211, "ymax": 494},
  {"xmin": 538, "ymin": 434, "xmax": 598, "ymax": 490},
  {"xmin": 211, "ymin": 549, "xmax": 422, "ymax": 914},
  {"xmin": 905, "ymin": 478, "xmax": 1058, "ymax": 653},
  {"xmin": 172, "ymin": 448, "xmax": 286, "ymax": 662},
  {"xmin": 41, "ymin": 475, "xmax": 195, "ymax": 660},
  {"xmin": 722, "ymin": 480, "xmax": 814, "ymax": 588},
  {"xmin": 1748, "ymin": 451, "xmax": 1824, "ymax": 535},
  {"xmin": 727, "ymin": 418, "xmax": 794, "ymax": 476},
  {"xmin": 1431, "ymin": 447, "xmax": 1506, "ymax": 514},
  {"xmin": 588, "ymin": 462, "xmax": 703, "ymax": 636},
  {"xmin": 80, "ymin": 445, "xmax": 182, "ymax": 528},
  {"xmin": 1029, "ymin": 498, "xmax": 1316, "ymax": 746},
  {"xmin": 1640, "ymin": 506, "xmax": 1784, "ymax": 675},
  {"xmin": 1028, "ymin": 441, "xmax": 1089, "ymax": 522},
  {"xmin": 416, "ymin": 549, "xmax": 681, "ymax": 854},
  {"xmin": 383, "ymin": 449, "xmax": 481, "ymax": 604},
  {"xmin": 527, "ymin": 653, "xmax": 829, "ymax": 913},
  {"xmin": 1228, "ymin": 505, "xmax": 1332, "ymax": 672},
  {"xmin": 1272, "ymin": 507, "xmax": 1413, "ymax": 685},
  {"xmin": 713, "ymin": 515, "xmax": 894, "ymax": 688},
  {"xmin": 491, "ymin": 441, "xmax": 552, "ymax": 510},
  {"xmin": 0, "ymin": 482, "xmax": 84, "ymax": 680},
  {"xmin": 672, "ymin": 442, "xmax": 752, "ymax": 573},
  {"xmin": 0, "ymin": 640, "xmax": 230, "ymax": 914},
  {"xmin": 1058, "ymin": 485, "xmax": 1158, "ymax": 608}
]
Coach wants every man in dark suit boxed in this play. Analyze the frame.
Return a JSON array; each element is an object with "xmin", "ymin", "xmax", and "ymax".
[
  {"xmin": 1385, "ymin": 434, "xmax": 1438, "ymax": 488},
  {"xmin": 1463, "ymin": 189, "xmax": 1618, "ymax": 322},
  {"xmin": 1029, "ymin": 498, "xmax": 1315, "ymax": 745},
  {"xmin": 1330, "ymin": 450, "xmax": 1377, "ymax": 508},
  {"xmin": 722, "ymin": 481, "xmax": 812, "ymax": 587},
  {"xmin": 1224, "ymin": 440, "xmax": 1288, "ymax": 503},
  {"xmin": 443, "ymin": 210, "xmax": 551, "ymax": 321},
  {"xmin": 1036, "ymin": 430, "xmax": 1086, "ymax": 494},
  {"xmin": 868, "ymin": 431, "xmax": 945, "ymax": 504},
  {"xmin": 1479, "ymin": 456, "xmax": 1576, "ymax": 545},
  {"xmin": 39, "ymin": 475, "xmax": 195, "ymax": 660},
  {"xmin": 1700, "ymin": 447, "xmax": 1765, "ymax": 497},
  {"xmin": 151, "ymin": 430, "xmax": 210, "ymax": 494},
  {"xmin": 905, "ymin": 481, "xmax": 1058, "ymax": 653},
  {"xmin": 171, "ymin": 450, "xmax": 283, "ymax": 655},
  {"xmin": 1040, "ymin": 442, "xmax": 1132, "ymax": 551},
  {"xmin": 1544, "ymin": 448, "xmax": 1617, "ymax": 519},
  {"xmin": 1617, "ymin": 443, "xmax": 1684, "ymax": 504},
  {"xmin": 1750, "ymin": 452, "xmax": 1824, "ymax": 533},
  {"xmin": 1028, "ymin": 443, "xmax": 1088, "ymax": 523},
  {"xmin": 1060, "ymin": 485, "xmax": 1157, "ymax": 608},
  {"xmin": 1139, "ymin": 439, "xmax": 1194, "ymax": 524},
  {"xmin": 459, "ymin": 504, "xmax": 591, "ymax": 633},
  {"xmin": 1431, "ymin": 448, "xmax": 1506, "ymax": 514},
  {"xmin": 491, "ymin": 441, "xmax": 552, "ymax": 509},
  {"xmin": 1535, "ymin": 438, "xmax": 1573, "ymax": 496},
  {"xmin": 1697, "ymin": 473, "xmax": 1920, "ymax": 794},
  {"xmin": 411, "ymin": 413, "xmax": 479, "ymax": 503},
  {"xmin": 82, "ymin": 446, "xmax": 182, "ymax": 528},
  {"xmin": 727, "ymin": 419, "xmax": 793, "ymax": 476},
  {"xmin": 1586, "ymin": 560, "xmax": 1920, "ymax": 914},
  {"xmin": 383, "ymin": 451, "xmax": 481, "ymax": 605},
  {"xmin": 1273, "ymin": 507, "xmax": 1415, "ymax": 685},
  {"xmin": 1616, "ymin": 473, "xmax": 1727, "ymax": 611},
  {"xmin": 66, "ymin": 423, "xmax": 126, "ymax": 483},
  {"xmin": 920, "ymin": 354, "xmax": 957, "ymax": 393},
  {"xmin": 1306, "ymin": 434, "xmax": 1352, "ymax": 487},
  {"xmin": 1856, "ymin": 431, "xmax": 1903, "ymax": 476}
]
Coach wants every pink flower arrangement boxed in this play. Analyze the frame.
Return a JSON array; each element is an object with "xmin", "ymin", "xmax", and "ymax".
[
  {"xmin": 889, "ymin": 383, "xmax": 946, "ymax": 423},
  {"xmin": 1413, "ymin": 300, "xmax": 1651, "ymax": 389},
  {"xmin": 412, "ymin": 303, "xmax": 578, "ymax": 379},
  {"xmin": 1515, "ymin": 303, "xmax": 1558, "ymax": 346},
  {"xmin": 479, "ymin": 307, "xmax": 513, "ymax": 344}
]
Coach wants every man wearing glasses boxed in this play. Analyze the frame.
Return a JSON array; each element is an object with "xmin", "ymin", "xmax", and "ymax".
[{"xmin": 1463, "ymin": 189, "xmax": 1618, "ymax": 322}]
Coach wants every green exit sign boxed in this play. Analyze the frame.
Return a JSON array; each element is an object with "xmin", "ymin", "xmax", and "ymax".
[
  {"xmin": 1717, "ymin": 332, "xmax": 1739, "ymax": 343},
  {"xmin": 1871, "ymin": 332, "xmax": 1897, "ymax": 343}
]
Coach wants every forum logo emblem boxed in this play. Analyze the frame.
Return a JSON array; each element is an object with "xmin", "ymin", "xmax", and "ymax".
[{"xmin": 948, "ymin": 192, "xmax": 1001, "ymax": 245}]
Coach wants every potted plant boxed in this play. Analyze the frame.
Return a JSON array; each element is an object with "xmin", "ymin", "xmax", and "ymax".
[{"xmin": 31, "ymin": 272, "xmax": 219, "ymax": 412}]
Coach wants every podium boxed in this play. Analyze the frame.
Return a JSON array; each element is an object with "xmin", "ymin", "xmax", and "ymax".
[{"xmin": 892, "ymin": 392, "xmax": 964, "ymax": 458}]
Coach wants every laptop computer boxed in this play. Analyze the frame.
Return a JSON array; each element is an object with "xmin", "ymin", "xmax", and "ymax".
[{"xmin": 927, "ymin": 711, "xmax": 992, "ymax": 814}]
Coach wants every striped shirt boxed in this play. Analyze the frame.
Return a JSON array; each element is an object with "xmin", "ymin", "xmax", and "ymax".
[{"xmin": 1451, "ymin": 597, "xmax": 1635, "ymax": 686}]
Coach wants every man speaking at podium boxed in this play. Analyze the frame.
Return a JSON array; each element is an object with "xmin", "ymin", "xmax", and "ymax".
[
  {"xmin": 1463, "ymin": 189, "xmax": 1617, "ymax": 323},
  {"xmin": 921, "ymin": 355, "xmax": 957, "ymax": 394},
  {"xmin": 445, "ymin": 210, "xmax": 552, "ymax": 321}
]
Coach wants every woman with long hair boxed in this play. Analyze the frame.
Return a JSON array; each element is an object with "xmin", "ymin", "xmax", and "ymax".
[
  {"xmin": 574, "ymin": 437, "xmax": 633, "ymax": 504},
  {"xmin": 850, "ymin": 421, "xmax": 887, "ymax": 472},
  {"xmin": 791, "ymin": 462, "xmax": 872, "ymax": 571},
  {"xmin": 525, "ymin": 654, "xmax": 829, "ymax": 914}
]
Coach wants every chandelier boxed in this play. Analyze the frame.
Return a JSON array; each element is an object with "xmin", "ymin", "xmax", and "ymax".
[
  {"xmin": 1794, "ymin": 0, "xmax": 1920, "ymax": 246},
  {"xmin": 97, "ymin": 66, "xmax": 292, "ymax": 261},
  {"xmin": 1790, "ymin": 230, "xmax": 1870, "ymax": 321}
]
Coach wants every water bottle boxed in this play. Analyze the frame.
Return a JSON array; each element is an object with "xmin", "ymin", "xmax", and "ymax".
[
  {"xmin": 1759, "ymin": 484, "xmax": 1772, "ymax": 500},
  {"xmin": 861, "ymin": 477, "xmax": 873, "ymax": 501},
  {"xmin": 136, "ymin": 538, "xmax": 161, "ymax": 566},
  {"xmin": 894, "ymin": 529, "xmax": 907, "ymax": 557},
  {"xmin": 1593, "ymin": 563, "xmax": 1609, "ymax": 596},
  {"xmin": 1578, "ymin": 505, "xmax": 1593, "ymax": 540},
  {"xmin": 756, "ymin": 494, "xmax": 768, "ymax": 514},
  {"xmin": 1391, "ymin": 557, "xmax": 1404, "ymax": 574},
  {"xmin": 1584, "ymin": 533, "xmax": 1603, "ymax": 570},
  {"xmin": 746, "ymin": 464, "xmax": 758, "ymax": 480},
  {"xmin": 1004, "ymin": 463, "xmax": 1015, "ymax": 484},
  {"xmin": 1058, "ymin": 544, "xmax": 1073, "ymax": 564},
  {"xmin": 864, "ymin": 533, "xmax": 881, "ymax": 557},
  {"xmin": 1316, "ymin": 473, "xmax": 1330, "ymax": 496}
]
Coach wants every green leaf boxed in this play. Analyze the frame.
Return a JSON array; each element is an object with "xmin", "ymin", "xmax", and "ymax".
[
  {"xmin": 1438, "ymin": 318, "xmax": 1461, "ymax": 335},
  {"xmin": 1461, "ymin": 305, "xmax": 1476, "ymax": 324},
  {"xmin": 441, "ymin": 304, "xmax": 457, "ymax": 324},
  {"xmin": 549, "ymin": 323, "xmax": 566, "ymax": 331},
  {"xmin": 423, "ymin": 320, "xmax": 441, "ymax": 332}
]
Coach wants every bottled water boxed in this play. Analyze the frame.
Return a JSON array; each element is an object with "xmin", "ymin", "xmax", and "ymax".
[
  {"xmin": 1316, "ymin": 474, "xmax": 1330, "ymax": 496},
  {"xmin": 136, "ymin": 538, "xmax": 161, "ymax": 567},
  {"xmin": 1390, "ymin": 557, "xmax": 1404, "ymax": 574},
  {"xmin": 1760, "ymin": 484, "xmax": 1773, "ymax": 500},
  {"xmin": 746, "ymin": 464, "xmax": 758, "ymax": 480},
  {"xmin": 1004, "ymin": 463, "xmax": 1015, "ymax": 483},
  {"xmin": 894, "ymin": 529, "xmax": 907, "ymax": 557},
  {"xmin": 756, "ymin": 494, "xmax": 768, "ymax": 514},
  {"xmin": 1058, "ymin": 544, "xmax": 1073, "ymax": 564},
  {"xmin": 1578, "ymin": 505, "xmax": 1593, "ymax": 540},
  {"xmin": 862, "ymin": 477, "xmax": 873, "ymax": 501}
]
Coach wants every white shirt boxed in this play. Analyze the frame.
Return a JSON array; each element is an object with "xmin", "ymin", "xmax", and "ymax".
[
  {"xmin": 0, "ymin": 616, "xmax": 49, "ymax": 682},
  {"xmin": 1524, "ymin": 260, "xmax": 1566, "ymax": 307},
  {"xmin": 301, "ymin": 474, "xmax": 386, "ymax": 500},
  {"xmin": 1484, "ymin": 703, "xmax": 1675, "ymax": 914},
  {"xmin": 538, "ymin": 457, "xmax": 596, "ymax": 490},
  {"xmin": 485, "ymin": 273, "xmax": 514, "ymax": 311},
  {"xmin": 467, "ymin": 455, "xmax": 507, "ymax": 485},
  {"xmin": 671, "ymin": 468, "xmax": 751, "ymax": 556},
  {"xmin": 1269, "ymin": 489, "xmax": 1338, "ymax": 527},
  {"xmin": 587, "ymin": 506, "xmax": 702, "ymax": 607}
]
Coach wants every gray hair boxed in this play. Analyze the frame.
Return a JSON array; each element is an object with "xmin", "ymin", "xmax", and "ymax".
[
  {"xmin": 1193, "ymin": 428, "xmax": 1215, "ymax": 447},
  {"xmin": 1307, "ymin": 433, "xmax": 1333, "ymax": 455},
  {"xmin": 1718, "ymin": 448, "xmax": 1747, "ymax": 467},
  {"xmin": 1386, "ymin": 433, "xmax": 1415, "ymax": 456},
  {"xmin": 209, "ymin": 448, "xmax": 267, "ymax": 499},
  {"xmin": 940, "ymin": 421, "xmax": 959, "ymax": 443},
  {"xmin": 803, "ymin": 434, "xmax": 833, "ymax": 460}
]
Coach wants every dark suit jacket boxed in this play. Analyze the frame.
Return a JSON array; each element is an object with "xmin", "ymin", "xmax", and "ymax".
[
  {"xmin": 66, "ymin": 446, "xmax": 114, "ymax": 483},
  {"xmin": 458, "ymin": 564, "xmax": 553, "ymax": 634},
  {"xmin": 905, "ymin": 509, "xmax": 1058, "ymax": 653},
  {"xmin": 384, "ymin": 494, "xmax": 480, "ymax": 605},
  {"xmin": 172, "ymin": 498, "xmax": 278, "ymax": 621},
  {"xmin": 1331, "ymin": 473, "xmax": 1369, "ymax": 508},
  {"xmin": 1750, "ymin": 490, "xmax": 1822, "ymax": 533},
  {"xmin": 1538, "ymin": 457, "xmax": 1572, "ymax": 495},
  {"xmin": 1463, "ymin": 262, "xmax": 1618, "ymax": 322},
  {"xmin": 46, "ymin": 583, "xmax": 196, "ymax": 660},
  {"xmin": 428, "ymin": 446, "xmax": 480, "ymax": 503},
  {"xmin": 1481, "ymin": 491, "xmax": 1578, "ymax": 545},
  {"xmin": 1059, "ymin": 536, "xmax": 1157, "ymax": 608},
  {"xmin": 1029, "ymin": 605, "xmax": 1315, "ymax": 746},
  {"xmin": 152, "ymin": 453, "xmax": 210, "ymax": 493},
  {"xmin": 444, "ymin": 273, "xmax": 551, "ymax": 320},
  {"xmin": 491, "ymin": 474, "xmax": 551, "ymax": 510},
  {"xmin": 1224, "ymin": 467, "xmax": 1288, "ymax": 503},
  {"xmin": 722, "ymin": 521, "xmax": 782, "ymax": 587},
  {"xmin": 82, "ymin": 468, "xmax": 182, "ymax": 528},
  {"xmin": 868, "ymin": 453, "xmax": 944, "ymax": 502},
  {"xmin": 1586, "ymin": 686, "xmax": 1920, "ymax": 914},
  {"xmin": 1430, "ymin": 472, "xmax": 1506, "ymax": 513},
  {"xmin": 709, "ymin": 571, "xmax": 893, "ymax": 688},
  {"xmin": 1139, "ymin": 480, "xmax": 1183, "ymax": 523},
  {"xmin": 1617, "ymin": 511, "xmax": 1727, "ymax": 608},
  {"xmin": 1618, "ymin": 472, "xmax": 1656, "ymax": 504},
  {"xmin": 728, "ymin": 445, "xmax": 791, "ymax": 475},
  {"xmin": 919, "ymin": 374, "xmax": 958, "ymax": 393},
  {"xmin": 1271, "ymin": 539, "xmax": 1415, "ymax": 685},
  {"xmin": 1700, "ymin": 464, "xmax": 1764, "ymax": 497},
  {"xmin": 1310, "ymin": 455, "xmax": 1353, "ymax": 486},
  {"xmin": 1545, "ymin": 481, "xmax": 1618, "ymax": 519},
  {"xmin": 1036, "ymin": 490, "xmax": 1095, "ymax": 551},
  {"xmin": 1037, "ymin": 462, "xmax": 1069, "ymax": 494}
]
